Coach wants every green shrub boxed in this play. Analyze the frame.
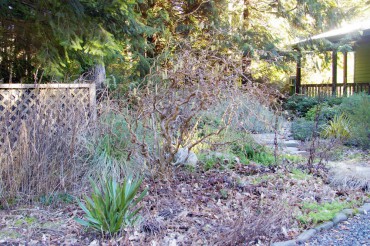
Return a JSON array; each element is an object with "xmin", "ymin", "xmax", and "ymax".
[
  {"xmin": 322, "ymin": 114, "xmax": 351, "ymax": 140},
  {"xmin": 283, "ymin": 95, "xmax": 319, "ymax": 117},
  {"xmin": 325, "ymin": 96, "xmax": 343, "ymax": 106},
  {"xmin": 340, "ymin": 93, "xmax": 370, "ymax": 148},
  {"xmin": 76, "ymin": 176, "xmax": 147, "ymax": 235},
  {"xmin": 291, "ymin": 118, "xmax": 316, "ymax": 141},
  {"xmin": 284, "ymin": 95, "xmax": 343, "ymax": 117},
  {"xmin": 305, "ymin": 103, "xmax": 340, "ymax": 123}
]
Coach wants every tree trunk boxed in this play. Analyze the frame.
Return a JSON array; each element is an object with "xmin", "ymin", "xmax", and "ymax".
[{"xmin": 92, "ymin": 63, "xmax": 106, "ymax": 90}]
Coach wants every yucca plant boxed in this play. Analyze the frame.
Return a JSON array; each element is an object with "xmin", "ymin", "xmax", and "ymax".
[
  {"xmin": 75, "ymin": 176, "xmax": 147, "ymax": 235},
  {"xmin": 322, "ymin": 114, "xmax": 351, "ymax": 140}
]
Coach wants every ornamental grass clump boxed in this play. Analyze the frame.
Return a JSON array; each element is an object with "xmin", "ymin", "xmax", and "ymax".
[
  {"xmin": 322, "ymin": 114, "xmax": 351, "ymax": 140},
  {"xmin": 76, "ymin": 176, "xmax": 147, "ymax": 235}
]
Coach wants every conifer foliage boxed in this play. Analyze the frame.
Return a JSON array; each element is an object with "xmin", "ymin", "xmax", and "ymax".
[{"xmin": 0, "ymin": 0, "xmax": 367, "ymax": 84}]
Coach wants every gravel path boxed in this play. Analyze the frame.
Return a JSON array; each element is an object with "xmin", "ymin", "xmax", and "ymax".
[{"xmin": 307, "ymin": 212, "xmax": 370, "ymax": 246}]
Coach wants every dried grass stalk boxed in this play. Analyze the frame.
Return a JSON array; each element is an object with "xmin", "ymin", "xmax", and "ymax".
[{"xmin": 0, "ymin": 92, "xmax": 91, "ymax": 206}]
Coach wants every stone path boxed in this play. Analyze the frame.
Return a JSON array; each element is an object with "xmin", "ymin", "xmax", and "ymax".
[{"xmin": 251, "ymin": 123, "xmax": 308, "ymax": 156}]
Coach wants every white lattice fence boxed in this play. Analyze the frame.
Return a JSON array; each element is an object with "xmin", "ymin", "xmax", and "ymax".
[{"xmin": 0, "ymin": 83, "xmax": 96, "ymax": 148}]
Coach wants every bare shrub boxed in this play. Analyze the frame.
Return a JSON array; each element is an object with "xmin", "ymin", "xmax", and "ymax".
[
  {"xmin": 117, "ymin": 43, "xmax": 283, "ymax": 177},
  {"xmin": 216, "ymin": 199, "xmax": 292, "ymax": 245},
  {"xmin": 0, "ymin": 93, "xmax": 91, "ymax": 206},
  {"xmin": 121, "ymin": 46, "xmax": 240, "ymax": 176}
]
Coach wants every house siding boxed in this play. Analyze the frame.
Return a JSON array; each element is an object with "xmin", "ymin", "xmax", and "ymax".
[{"xmin": 354, "ymin": 40, "xmax": 370, "ymax": 83}]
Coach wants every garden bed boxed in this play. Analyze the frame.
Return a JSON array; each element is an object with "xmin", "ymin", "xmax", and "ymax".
[{"xmin": 1, "ymin": 155, "xmax": 369, "ymax": 245}]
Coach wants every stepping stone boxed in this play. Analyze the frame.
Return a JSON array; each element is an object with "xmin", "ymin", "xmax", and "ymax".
[
  {"xmin": 271, "ymin": 240, "xmax": 296, "ymax": 246},
  {"xmin": 342, "ymin": 208, "xmax": 355, "ymax": 216},
  {"xmin": 332, "ymin": 212, "xmax": 347, "ymax": 224},
  {"xmin": 297, "ymin": 229, "xmax": 317, "ymax": 243},
  {"xmin": 359, "ymin": 203, "xmax": 370, "ymax": 213},
  {"xmin": 285, "ymin": 147, "xmax": 307, "ymax": 155},
  {"xmin": 283, "ymin": 140, "xmax": 300, "ymax": 147},
  {"xmin": 315, "ymin": 221, "xmax": 334, "ymax": 231}
]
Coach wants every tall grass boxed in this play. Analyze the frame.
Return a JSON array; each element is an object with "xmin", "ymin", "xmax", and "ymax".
[
  {"xmin": 0, "ymin": 95, "xmax": 90, "ymax": 206},
  {"xmin": 83, "ymin": 101, "xmax": 148, "ymax": 181}
]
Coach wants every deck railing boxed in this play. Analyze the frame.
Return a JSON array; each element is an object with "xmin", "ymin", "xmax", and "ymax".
[{"xmin": 299, "ymin": 83, "xmax": 370, "ymax": 97}]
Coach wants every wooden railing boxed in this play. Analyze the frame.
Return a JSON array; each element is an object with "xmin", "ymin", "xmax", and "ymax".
[{"xmin": 299, "ymin": 83, "xmax": 370, "ymax": 97}]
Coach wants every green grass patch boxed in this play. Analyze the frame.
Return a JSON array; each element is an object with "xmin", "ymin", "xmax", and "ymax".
[
  {"xmin": 198, "ymin": 152, "xmax": 238, "ymax": 171},
  {"xmin": 297, "ymin": 201, "xmax": 352, "ymax": 225},
  {"xmin": 290, "ymin": 169, "xmax": 311, "ymax": 180},
  {"xmin": 281, "ymin": 154, "xmax": 305, "ymax": 163},
  {"xmin": 231, "ymin": 143, "xmax": 275, "ymax": 166}
]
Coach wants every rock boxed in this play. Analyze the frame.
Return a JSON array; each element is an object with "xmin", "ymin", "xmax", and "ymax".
[
  {"xmin": 342, "ymin": 208, "xmax": 355, "ymax": 216},
  {"xmin": 285, "ymin": 147, "xmax": 307, "ymax": 155},
  {"xmin": 173, "ymin": 148, "xmax": 198, "ymax": 168},
  {"xmin": 332, "ymin": 212, "xmax": 348, "ymax": 225},
  {"xmin": 315, "ymin": 221, "xmax": 334, "ymax": 232},
  {"xmin": 359, "ymin": 203, "xmax": 370, "ymax": 213},
  {"xmin": 296, "ymin": 229, "xmax": 317, "ymax": 243},
  {"xmin": 271, "ymin": 240, "xmax": 297, "ymax": 246}
]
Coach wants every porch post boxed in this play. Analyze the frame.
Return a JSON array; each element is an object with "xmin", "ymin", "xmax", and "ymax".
[
  {"xmin": 332, "ymin": 50, "xmax": 337, "ymax": 96},
  {"xmin": 343, "ymin": 51, "xmax": 348, "ymax": 96},
  {"xmin": 296, "ymin": 54, "xmax": 301, "ymax": 94}
]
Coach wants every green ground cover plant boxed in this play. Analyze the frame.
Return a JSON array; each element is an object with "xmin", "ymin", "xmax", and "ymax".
[
  {"xmin": 281, "ymin": 154, "xmax": 306, "ymax": 163},
  {"xmin": 198, "ymin": 154, "xmax": 225, "ymax": 171},
  {"xmin": 290, "ymin": 169, "xmax": 312, "ymax": 180},
  {"xmin": 297, "ymin": 200, "xmax": 351, "ymax": 225}
]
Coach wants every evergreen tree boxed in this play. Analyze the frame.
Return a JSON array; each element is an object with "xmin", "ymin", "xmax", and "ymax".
[
  {"xmin": 0, "ymin": 0, "xmax": 153, "ymax": 83},
  {"xmin": 0, "ymin": 0, "xmax": 368, "ymax": 86}
]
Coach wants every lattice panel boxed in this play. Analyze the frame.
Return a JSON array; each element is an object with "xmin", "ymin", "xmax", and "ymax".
[{"xmin": 0, "ymin": 84, "xmax": 96, "ymax": 149}]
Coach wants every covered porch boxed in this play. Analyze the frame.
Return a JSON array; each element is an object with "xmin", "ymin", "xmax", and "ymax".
[{"xmin": 292, "ymin": 20, "xmax": 370, "ymax": 97}]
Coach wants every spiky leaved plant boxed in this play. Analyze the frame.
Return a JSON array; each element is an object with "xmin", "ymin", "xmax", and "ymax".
[
  {"xmin": 322, "ymin": 114, "xmax": 351, "ymax": 140},
  {"xmin": 76, "ymin": 176, "xmax": 147, "ymax": 235}
]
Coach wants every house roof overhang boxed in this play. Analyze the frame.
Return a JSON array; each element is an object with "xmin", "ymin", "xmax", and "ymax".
[{"xmin": 292, "ymin": 19, "xmax": 370, "ymax": 51}]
